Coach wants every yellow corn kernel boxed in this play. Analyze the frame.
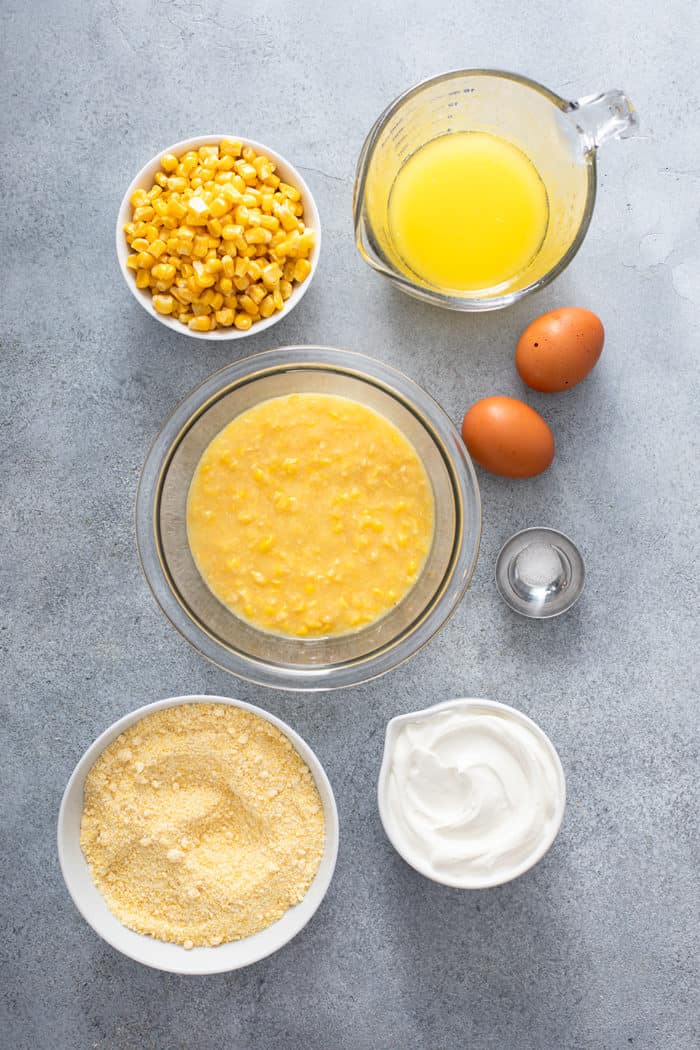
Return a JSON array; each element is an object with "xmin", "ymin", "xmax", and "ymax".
[
  {"xmin": 136, "ymin": 251, "xmax": 155, "ymax": 269},
  {"xmin": 180, "ymin": 154, "xmax": 198, "ymax": 177},
  {"xmin": 220, "ymin": 139, "xmax": 242, "ymax": 157},
  {"xmin": 220, "ymin": 223, "xmax": 242, "ymax": 242},
  {"xmin": 297, "ymin": 229, "xmax": 315, "ymax": 254},
  {"xmin": 293, "ymin": 258, "xmax": 312, "ymax": 283},
  {"xmin": 166, "ymin": 198, "xmax": 187, "ymax": 219},
  {"xmin": 260, "ymin": 194, "xmax": 274, "ymax": 215},
  {"xmin": 238, "ymin": 162, "xmax": 258, "ymax": 185},
  {"xmin": 126, "ymin": 253, "xmax": 140, "ymax": 270},
  {"xmin": 215, "ymin": 307, "xmax": 235, "ymax": 326},
  {"xmin": 147, "ymin": 185, "xmax": 163, "ymax": 200},
  {"xmin": 192, "ymin": 235, "xmax": 210, "ymax": 258},
  {"xmin": 259, "ymin": 213, "xmax": 280, "ymax": 231},
  {"xmin": 265, "ymin": 173, "xmax": 281, "ymax": 189},
  {"xmin": 205, "ymin": 257, "xmax": 223, "ymax": 274},
  {"xmin": 166, "ymin": 175, "xmax": 188, "ymax": 192},
  {"xmin": 153, "ymin": 293, "xmax": 175, "ymax": 314},
  {"xmin": 189, "ymin": 316, "xmax": 212, "ymax": 332},
  {"xmin": 275, "ymin": 203, "xmax": 298, "ymax": 232},
  {"xmin": 218, "ymin": 276, "xmax": 233, "ymax": 294},
  {"xmin": 234, "ymin": 256, "xmax": 248, "ymax": 277},
  {"xmin": 247, "ymin": 282, "xmax": 266, "ymax": 305},
  {"xmin": 238, "ymin": 294, "xmax": 259, "ymax": 316},
  {"xmin": 278, "ymin": 182, "xmax": 301, "ymax": 202},
  {"xmin": 172, "ymin": 286, "xmax": 194, "ymax": 304},
  {"xmin": 148, "ymin": 238, "xmax": 168, "ymax": 258},
  {"xmin": 253, "ymin": 154, "xmax": 269, "ymax": 174},
  {"xmin": 244, "ymin": 226, "xmax": 272, "ymax": 245},
  {"xmin": 221, "ymin": 184, "xmax": 243, "ymax": 207},
  {"xmin": 234, "ymin": 312, "xmax": 252, "ymax": 331},
  {"xmin": 273, "ymin": 286, "xmax": 284, "ymax": 311},
  {"xmin": 152, "ymin": 262, "xmax": 176, "ymax": 283},
  {"xmin": 161, "ymin": 153, "xmax": 179, "ymax": 173},
  {"xmin": 272, "ymin": 239, "xmax": 295, "ymax": 259},
  {"xmin": 234, "ymin": 274, "xmax": 250, "ymax": 291},
  {"xmin": 135, "ymin": 268, "xmax": 150, "ymax": 288},
  {"xmin": 224, "ymin": 293, "xmax": 239, "ymax": 309},
  {"xmin": 221, "ymin": 254, "xmax": 235, "ymax": 278},
  {"xmin": 241, "ymin": 145, "xmax": 257, "ymax": 163},
  {"xmin": 186, "ymin": 197, "xmax": 210, "ymax": 224},
  {"xmin": 217, "ymin": 154, "xmax": 235, "ymax": 171},
  {"xmin": 246, "ymin": 259, "xmax": 263, "ymax": 281},
  {"xmin": 206, "ymin": 218, "xmax": 222, "ymax": 238},
  {"xmin": 259, "ymin": 294, "xmax": 275, "ymax": 318},
  {"xmin": 279, "ymin": 279, "xmax": 293, "ymax": 300},
  {"xmin": 152, "ymin": 197, "xmax": 169, "ymax": 217},
  {"xmin": 191, "ymin": 299, "xmax": 211, "ymax": 315},
  {"xmin": 130, "ymin": 237, "xmax": 150, "ymax": 252},
  {"xmin": 209, "ymin": 196, "xmax": 232, "ymax": 219},
  {"xmin": 210, "ymin": 291, "xmax": 224, "ymax": 311},
  {"xmin": 282, "ymin": 259, "xmax": 296, "ymax": 282},
  {"xmin": 262, "ymin": 262, "xmax": 283, "ymax": 289},
  {"xmin": 201, "ymin": 289, "xmax": 216, "ymax": 306},
  {"xmin": 234, "ymin": 205, "xmax": 250, "ymax": 226},
  {"xmin": 192, "ymin": 260, "xmax": 216, "ymax": 288},
  {"xmin": 130, "ymin": 190, "xmax": 148, "ymax": 208}
]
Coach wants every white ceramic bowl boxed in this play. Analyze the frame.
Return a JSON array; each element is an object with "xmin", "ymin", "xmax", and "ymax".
[
  {"xmin": 377, "ymin": 698, "xmax": 566, "ymax": 888},
  {"xmin": 116, "ymin": 136, "xmax": 321, "ymax": 340},
  {"xmin": 58, "ymin": 694, "xmax": 339, "ymax": 974}
]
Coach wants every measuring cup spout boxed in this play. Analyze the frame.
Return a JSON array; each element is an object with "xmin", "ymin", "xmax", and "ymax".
[{"xmin": 568, "ymin": 89, "xmax": 639, "ymax": 151}]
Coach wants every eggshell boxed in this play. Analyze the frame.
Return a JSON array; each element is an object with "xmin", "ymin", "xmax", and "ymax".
[
  {"xmin": 516, "ymin": 307, "xmax": 604, "ymax": 392},
  {"xmin": 461, "ymin": 397, "xmax": 555, "ymax": 478}
]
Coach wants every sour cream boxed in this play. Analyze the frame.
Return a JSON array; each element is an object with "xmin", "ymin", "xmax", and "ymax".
[{"xmin": 379, "ymin": 701, "xmax": 565, "ymax": 887}]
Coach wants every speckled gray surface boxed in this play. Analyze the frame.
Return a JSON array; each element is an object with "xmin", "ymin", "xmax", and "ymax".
[{"xmin": 2, "ymin": 1, "xmax": 698, "ymax": 1047}]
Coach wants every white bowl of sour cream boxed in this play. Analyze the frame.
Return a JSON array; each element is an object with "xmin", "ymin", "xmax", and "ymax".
[{"xmin": 377, "ymin": 699, "xmax": 566, "ymax": 888}]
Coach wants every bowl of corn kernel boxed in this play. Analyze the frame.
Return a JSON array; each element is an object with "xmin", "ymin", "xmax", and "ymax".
[{"xmin": 116, "ymin": 136, "xmax": 320, "ymax": 339}]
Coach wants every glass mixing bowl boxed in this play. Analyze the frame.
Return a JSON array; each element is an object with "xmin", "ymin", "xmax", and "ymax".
[{"xmin": 136, "ymin": 347, "xmax": 481, "ymax": 690}]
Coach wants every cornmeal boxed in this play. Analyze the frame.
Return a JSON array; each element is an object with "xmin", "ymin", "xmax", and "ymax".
[
  {"xmin": 80, "ymin": 704, "xmax": 325, "ymax": 948},
  {"xmin": 187, "ymin": 393, "xmax": 434, "ymax": 637}
]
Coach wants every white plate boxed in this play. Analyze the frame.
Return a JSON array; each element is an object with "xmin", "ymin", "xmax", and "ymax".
[
  {"xmin": 115, "ymin": 135, "xmax": 322, "ymax": 340},
  {"xmin": 58, "ymin": 694, "xmax": 339, "ymax": 973}
]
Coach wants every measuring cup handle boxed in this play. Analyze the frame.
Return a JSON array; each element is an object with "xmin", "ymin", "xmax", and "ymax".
[{"xmin": 569, "ymin": 90, "xmax": 639, "ymax": 150}]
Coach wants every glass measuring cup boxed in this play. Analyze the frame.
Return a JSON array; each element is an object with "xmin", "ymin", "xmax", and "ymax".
[{"xmin": 353, "ymin": 70, "xmax": 638, "ymax": 311}]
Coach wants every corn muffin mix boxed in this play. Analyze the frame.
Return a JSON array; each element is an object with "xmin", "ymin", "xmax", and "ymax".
[
  {"xmin": 187, "ymin": 393, "xmax": 435, "ymax": 637},
  {"xmin": 80, "ymin": 704, "xmax": 325, "ymax": 949}
]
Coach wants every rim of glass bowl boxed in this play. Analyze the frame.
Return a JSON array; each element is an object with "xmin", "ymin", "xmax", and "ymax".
[
  {"xmin": 353, "ymin": 68, "xmax": 597, "ymax": 312},
  {"xmin": 135, "ymin": 346, "xmax": 481, "ymax": 691}
]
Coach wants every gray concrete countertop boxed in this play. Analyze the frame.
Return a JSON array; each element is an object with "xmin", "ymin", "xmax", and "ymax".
[{"xmin": 2, "ymin": 1, "xmax": 698, "ymax": 1047}]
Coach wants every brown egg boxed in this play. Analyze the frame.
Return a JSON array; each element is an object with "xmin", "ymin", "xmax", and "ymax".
[
  {"xmin": 461, "ymin": 397, "xmax": 555, "ymax": 478},
  {"xmin": 516, "ymin": 307, "xmax": 604, "ymax": 392}
]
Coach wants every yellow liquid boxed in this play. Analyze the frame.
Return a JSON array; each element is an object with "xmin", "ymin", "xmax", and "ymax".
[
  {"xmin": 187, "ymin": 393, "xmax": 434, "ymax": 638},
  {"xmin": 388, "ymin": 131, "xmax": 549, "ymax": 292}
]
